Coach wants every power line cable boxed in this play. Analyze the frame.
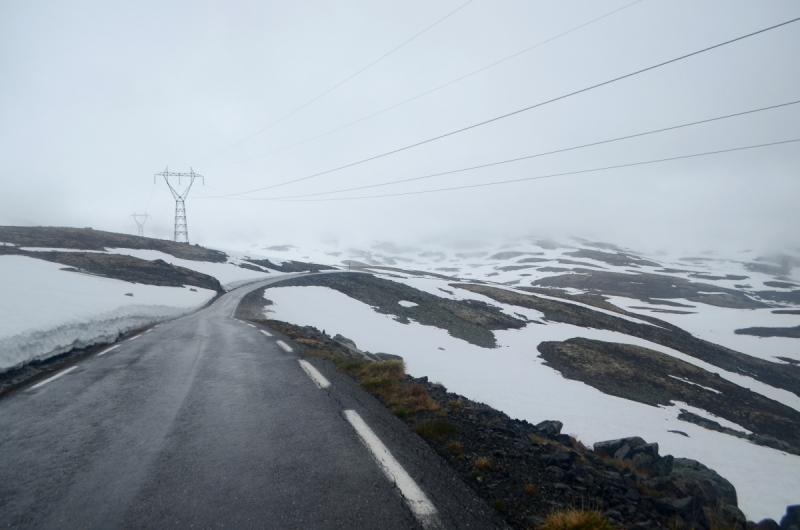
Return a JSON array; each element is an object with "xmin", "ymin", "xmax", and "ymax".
[
  {"xmin": 195, "ymin": 0, "xmax": 476, "ymax": 164},
  {"xmin": 206, "ymin": 0, "xmax": 645, "ymax": 170},
  {"xmin": 267, "ymin": 138, "xmax": 800, "ymax": 201},
  {"xmin": 208, "ymin": 15, "xmax": 800, "ymax": 198},
  {"xmin": 231, "ymin": 100, "xmax": 797, "ymax": 200}
]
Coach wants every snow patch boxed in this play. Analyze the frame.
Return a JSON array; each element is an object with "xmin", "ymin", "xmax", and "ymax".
[
  {"xmin": 0, "ymin": 255, "xmax": 215, "ymax": 372},
  {"xmin": 262, "ymin": 284, "xmax": 800, "ymax": 521},
  {"xmin": 668, "ymin": 376, "xmax": 722, "ymax": 394}
]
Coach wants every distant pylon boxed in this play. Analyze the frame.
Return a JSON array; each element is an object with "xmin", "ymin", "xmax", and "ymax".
[
  {"xmin": 131, "ymin": 213, "xmax": 149, "ymax": 237},
  {"xmin": 154, "ymin": 167, "xmax": 204, "ymax": 243}
]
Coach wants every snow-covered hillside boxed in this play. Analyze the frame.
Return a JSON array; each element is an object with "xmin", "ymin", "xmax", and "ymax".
[
  {"xmin": 0, "ymin": 255, "xmax": 214, "ymax": 372},
  {"xmin": 0, "ymin": 227, "xmax": 325, "ymax": 372},
  {"xmin": 249, "ymin": 237, "xmax": 800, "ymax": 521}
]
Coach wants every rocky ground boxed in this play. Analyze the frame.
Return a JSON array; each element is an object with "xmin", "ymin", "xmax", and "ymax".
[
  {"xmin": 0, "ymin": 226, "xmax": 227, "ymax": 262},
  {"xmin": 261, "ymin": 273, "xmax": 526, "ymax": 348},
  {"xmin": 536, "ymin": 338, "xmax": 800, "ymax": 454},
  {"xmin": 235, "ymin": 302, "xmax": 800, "ymax": 530},
  {"xmin": 455, "ymin": 283, "xmax": 800, "ymax": 399},
  {"xmin": 734, "ymin": 325, "xmax": 800, "ymax": 339}
]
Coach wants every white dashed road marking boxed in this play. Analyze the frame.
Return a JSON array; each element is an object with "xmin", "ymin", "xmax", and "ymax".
[
  {"xmin": 29, "ymin": 367, "xmax": 77, "ymax": 391},
  {"xmin": 247, "ymin": 324, "xmax": 256, "ymax": 328},
  {"xmin": 344, "ymin": 410, "xmax": 440, "ymax": 529},
  {"xmin": 129, "ymin": 334, "xmax": 142, "ymax": 341},
  {"xmin": 276, "ymin": 340, "xmax": 293, "ymax": 353},
  {"xmin": 298, "ymin": 360, "xmax": 330, "ymax": 389},
  {"xmin": 97, "ymin": 345, "xmax": 120, "ymax": 357},
  {"xmin": 260, "ymin": 330, "xmax": 273, "ymax": 337}
]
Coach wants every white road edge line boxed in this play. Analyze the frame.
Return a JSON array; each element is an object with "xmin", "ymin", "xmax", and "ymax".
[
  {"xmin": 276, "ymin": 340, "xmax": 293, "ymax": 353},
  {"xmin": 343, "ymin": 410, "xmax": 441, "ymax": 529},
  {"xmin": 260, "ymin": 330, "xmax": 273, "ymax": 337},
  {"xmin": 145, "ymin": 329, "xmax": 152, "ymax": 333},
  {"xmin": 97, "ymin": 345, "xmax": 120, "ymax": 357},
  {"xmin": 29, "ymin": 366, "xmax": 78, "ymax": 391},
  {"xmin": 129, "ymin": 334, "xmax": 142, "ymax": 341},
  {"xmin": 298, "ymin": 360, "xmax": 330, "ymax": 389},
  {"xmin": 247, "ymin": 323, "xmax": 256, "ymax": 328}
]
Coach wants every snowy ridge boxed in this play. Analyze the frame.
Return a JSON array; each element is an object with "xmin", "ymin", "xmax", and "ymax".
[
  {"xmin": 1, "ymin": 303, "xmax": 201, "ymax": 372},
  {"xmin": 0, "ymin": 254, "xmax": 219, "ymax": 372}
]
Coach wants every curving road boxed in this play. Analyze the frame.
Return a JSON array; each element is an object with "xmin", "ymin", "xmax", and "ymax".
[{"xmin": 0, "ymin": 275, "xmax": 503, "ymax": 529}]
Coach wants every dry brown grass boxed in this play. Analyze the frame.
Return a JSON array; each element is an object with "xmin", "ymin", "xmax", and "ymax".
[
  {"xmin": 294, "ymin": 338, "xmax": 326, "ymax": 348},
  {"xmin": 524, "ymin": 483, "xmax": 537, "ymax": 496},
  {"xmin": 527, "ymin": 433, "xmax": 552, "ymax": 445},
  {"xmin": 474, "ymin": 457, "xmax": 492, "ymax": 469},
  {"xmin": 413, "ymin": 419, "xmax": 458, "ymax": 441},
  {"xmin": 537, "ymin": 508, "xmax": 614, "ymax": 530},
  {"xmin": 446, "ymin": 441, "xmax": 463, "ymax": 457},
  {"xmin": 302, "ymin": 349, "xmax": 439, "ymax": 415}
]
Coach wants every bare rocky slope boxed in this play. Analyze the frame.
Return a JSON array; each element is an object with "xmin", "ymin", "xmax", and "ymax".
[{"xmin": 236, "ymin": 285, "xmax": 799, "ymax": 530}]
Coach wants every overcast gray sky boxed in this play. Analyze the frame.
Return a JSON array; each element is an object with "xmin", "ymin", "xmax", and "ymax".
[{"xmin": 1, "ymin": 0, "xmax": 798, "ymax": 254}]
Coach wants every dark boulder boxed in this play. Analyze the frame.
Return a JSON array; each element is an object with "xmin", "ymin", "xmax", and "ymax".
[
  {"xmin": 669, "ymin": 457, "xmax": 738, "ymax": 507},
  {"xmin": 535, "ymin": 420, "xmax": 563, "ymax": 437},
  {"xmin": 756, "ymin": 519, "xmax": 780, "ymax": 530},
  {"xmin": 650, "ymin": 454, "xmax": 674, "ymax": 477},
  {"xmin": 594, "ymin": 436, "xmax": 646, "ymax": 456},
  {"xmin": 656, "ymin": 496, "xmax": 695, "ymax": 515},
  {"xmin": 781, "ymin": 505, "xmax": 800, "ymax": 530}
]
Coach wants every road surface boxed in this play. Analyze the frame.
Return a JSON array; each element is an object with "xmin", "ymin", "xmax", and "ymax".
[{"xmin": 0, "ymin": 275, "xmax": 503, "ymax": 529}]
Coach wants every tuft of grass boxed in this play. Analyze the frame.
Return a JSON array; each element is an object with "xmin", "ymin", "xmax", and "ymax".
[
  {"xmin": 295, "ymin": 338, "xmax": 325, "ymax": 348},
  {"xmin": 303, "ymin": 348, "xmax": 328, "ymax": 358},
  {"xmin": 414, "ymin": 419, "xmax": 458, "ymax": 441},
  {"xmin": 474, "ymin": 457, "xmax": 492, "ymax": 469},
  {"xmin": 490, "ymin": 499, "xmax": 506, "ymax": 511},
  {"xmin": 448, "ymin": 398, "xmax": 463, "ymax": 408},
  {"xmin": 524, "ymin": 484, "xmax": 537, "ymax": 496},
  {"xmin": 362, "ymin": 359, "xmax": 405, "ymax": 379},
  {"xmin": 527, "ymin": 433, "xmax": 552, "ymax": 446},
  {"xmin": 446, "ymin": 441, "xmax": 463, "ymax": 457},
  {"xmin": 360, "ymin": 376, "xmax": 398, "ymax": 391},
  {"xmin": 336, "ymin": 358, "xmax": 367, "ymax": 373},
  {"xmin": 300, "ymin": 353, "xmax": 439, "ymax": 416},
  {"xmin": 538, "ymin": 509, "xmax": 613, "ymax": 530}
]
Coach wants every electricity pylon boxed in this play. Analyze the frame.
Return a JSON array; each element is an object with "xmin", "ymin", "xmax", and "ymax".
[
  {"xmin": 154, "ymin": 167, "xmax": 204, "ymax": 243},
  {"xmin": 131, "ymin": 213, "xmax": 149, "ymax": 237}
]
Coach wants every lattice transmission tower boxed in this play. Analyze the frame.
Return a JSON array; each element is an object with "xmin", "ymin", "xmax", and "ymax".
[
  {"xmin": 155, "ymin": 167, "xmax": 204, "ymax": 243},
  {"xmin": 131, "ymin": 213, "xmax": 149, "ymax": 237}
]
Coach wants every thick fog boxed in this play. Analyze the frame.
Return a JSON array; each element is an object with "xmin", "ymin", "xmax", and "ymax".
[{"xmin": 1, "ymin": 0, "xmax": 798, "ymax": 255}]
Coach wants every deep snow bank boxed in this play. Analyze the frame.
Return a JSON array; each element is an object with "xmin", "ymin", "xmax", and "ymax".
[{"xmin": 0, "ymin": 255, "xmax": 215, "ymax": 372}]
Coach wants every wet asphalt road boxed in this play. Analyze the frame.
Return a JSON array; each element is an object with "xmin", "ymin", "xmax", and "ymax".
[{"xmin": 0, "ymin": 276, "xmax": 503, "ymax": 529}]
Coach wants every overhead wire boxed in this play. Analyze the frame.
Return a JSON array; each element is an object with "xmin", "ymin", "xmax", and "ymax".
[
  {"xmin": 194, "ymin": 0, "xmax": 476, "ymax": 164},
  {"xmin": 269, "ymin": 138, "xmax": 800, "ymax": 202},
  {"xmin": 203, "ymin": 15, "xmax": 800, "ymax": 198},
  {"xmin": 218, "ymin": 100, "xmax": 797, "ymax": 200},
  {"xmin": 205, "ymin": 0, "xmax": 646, "ymax": 170}
]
